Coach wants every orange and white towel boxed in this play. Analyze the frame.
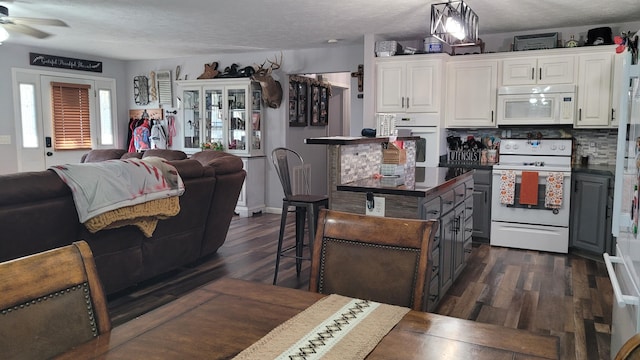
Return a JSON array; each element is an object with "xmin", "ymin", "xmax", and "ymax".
[
  {"xmin": 545, "ymin": 172, "xmax": 564, "ymax": 209},
  {"xmin": 519, "ymin": 171, "xmax": 539, "ymax": 205},
  {"xmin": 499, "ymin": 170, "xmax": 516, "ymax": 205}
]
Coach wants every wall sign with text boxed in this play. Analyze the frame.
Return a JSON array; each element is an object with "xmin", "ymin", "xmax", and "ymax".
[{"xmin": 29, "ymin": 53, "xmax": 103, "ymax": 73}]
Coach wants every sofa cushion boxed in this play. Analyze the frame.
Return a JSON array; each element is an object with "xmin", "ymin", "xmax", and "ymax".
[
  {"xmin": 142, "ymin": 149, "xmax": 187, "ymax": 161},
  {"xmin": 121, "ymin": 152, "xmax": 143, "ymax": 160},
  {"xmin": 190, "ymin": 151, "xmax": 244, "ymax": 175},
  {"xmin": 82, "ymin": 149, "xmax": 127, "ymax": 163}
]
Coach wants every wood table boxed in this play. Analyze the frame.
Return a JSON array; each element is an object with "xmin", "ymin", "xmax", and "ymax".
[{"xmin": 56, "ymin": 277, "xmax": 560, "ymax": 359}]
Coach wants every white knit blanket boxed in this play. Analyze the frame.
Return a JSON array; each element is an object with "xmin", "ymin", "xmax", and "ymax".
[{"xmin": 50, "ymin": 157, "xmax": 185, "ymax": 223}]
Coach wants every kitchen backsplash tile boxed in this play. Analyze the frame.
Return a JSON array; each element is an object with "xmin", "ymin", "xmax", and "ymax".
[
  {"xmin": 446, "ymin": 127, "xmax": 617, "ymax": 165},
  {"xmin": 339, "ymin": 141, "xmax": 417, "ymax": 184}
]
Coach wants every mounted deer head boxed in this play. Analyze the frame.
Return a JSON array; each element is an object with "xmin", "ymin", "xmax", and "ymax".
[{"xmin": 252, "ymin": 53, "xmax": 283, "ymax": 109}]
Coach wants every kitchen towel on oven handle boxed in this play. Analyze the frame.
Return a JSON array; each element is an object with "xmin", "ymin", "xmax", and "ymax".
[
  {"xmin": 519, "ymin": 171, "xmax": 539, "ymax": 205},
  {"xmin": 545, "ymin": 172, "xmax": 564, "ymax": 209},
  {"xmin": 499, "ymin": 170, "xmax": 516, "ymax": 205}
]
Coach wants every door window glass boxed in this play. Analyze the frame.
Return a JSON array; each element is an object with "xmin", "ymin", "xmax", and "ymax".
[{"xmin": 19, "ymin": 83, "xmax": 38, "ymax": 148}]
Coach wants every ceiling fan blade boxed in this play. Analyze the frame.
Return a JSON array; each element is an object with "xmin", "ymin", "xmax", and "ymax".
[
  {"xmin": 3, "ymin": 23, "xmax": 51, "ymax": 39},
  {"xmin": 9, "ymin": 17, "xmax": 68, "ymax": 27}
]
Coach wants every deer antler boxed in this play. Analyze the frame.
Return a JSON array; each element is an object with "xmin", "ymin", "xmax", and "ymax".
[{"xmin": 267, "ymin": 51, "xmax": 283, "ymax": 71}]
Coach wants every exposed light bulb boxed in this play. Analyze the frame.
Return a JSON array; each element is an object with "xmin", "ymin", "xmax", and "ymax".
[
  {"xmin": 445, "ymin": 17, "xmax": 466, "ymax": 40},
  {"xmin": 0, "ymin": 27, "xmax": 9, "ymax": 43}
]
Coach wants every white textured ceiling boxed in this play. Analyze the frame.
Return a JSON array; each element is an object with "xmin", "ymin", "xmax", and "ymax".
[{"xmin": 2, "ymin": 0, "xmax": 640, "ymax": 60}]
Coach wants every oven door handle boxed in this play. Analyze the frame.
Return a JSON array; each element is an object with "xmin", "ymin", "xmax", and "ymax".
[{"xmin": 604, "ymin": 253, "xmax": 640, "ymax": 308}]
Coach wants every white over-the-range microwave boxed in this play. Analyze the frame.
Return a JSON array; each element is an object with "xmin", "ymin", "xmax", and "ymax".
[{"xmin": 497, "ymin": 84, "xmax": 576, "ymax": 125}]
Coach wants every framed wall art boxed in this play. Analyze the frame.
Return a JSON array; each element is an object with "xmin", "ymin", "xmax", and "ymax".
[
  {"xmin": 309, "ymin": 84, "xmax": 329, "ymax": 126},
  {"xmin": 288, "ymin": 80, "xmax": 307, "ymax": 127}
]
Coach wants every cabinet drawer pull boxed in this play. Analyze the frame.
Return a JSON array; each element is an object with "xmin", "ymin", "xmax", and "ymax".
[
  {"xmin": 432, "ymin": 265, "xmax": 439, "ymax": 272},
  {"xmin": 531, "ymin": 67, "xmax": 535, "ymax": 80},
  {"xmin": 429, "ymin": 294, "xmax": 438, "ymax": 301},
  {"xmin": 464, "ymin": 248, "xmax": 472, "ymax": 253},
  {"xmin": 539, "ymin": 67, "xmax": 542, "ymax": 80},
  {"xmin": 406, "ymin": 97, "xmax": 410, "ymax": 109},
  {"xmin": 428, "ymin": 210, "xmax": 439, "ymax": 214},
  {"xmin": 457, "ymin": 193, "xmax": 464, "ymax": 198},
  {"xmin": 444, "ymin": 200, "xmax": 453, "ymax": 205}
]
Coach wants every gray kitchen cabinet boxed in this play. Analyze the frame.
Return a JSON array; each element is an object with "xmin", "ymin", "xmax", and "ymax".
[
  {"xmin": 570, "ymin": 172, "xmax": 613, "ymax": 254},
  {"xmin": 421, "ymin": 175, "xmax": 473, "ymax": 312},
  {"xmin": 472, "ymin": 170, "xmax": 492, "ymax": 240},
  {"xmin": 440, "ymin": 208, "xmax": 455, "ymax": 296}
]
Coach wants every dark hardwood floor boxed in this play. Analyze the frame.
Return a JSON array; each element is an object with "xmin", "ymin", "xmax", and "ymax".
[{"xmin": 108, "ymin": 212, "xmax": 613, "ymax": 360}]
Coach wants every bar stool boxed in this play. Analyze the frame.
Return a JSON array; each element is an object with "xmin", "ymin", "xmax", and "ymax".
[{"xmin": 271, "ymin": 147, "xmax": 329, "ymax": 285}]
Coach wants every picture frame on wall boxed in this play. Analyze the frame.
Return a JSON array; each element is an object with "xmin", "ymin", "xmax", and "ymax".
[
  {"xmin": 310, "ymin": 84, "xmax": 328, "ymax": 126},
  {"xmin": 318, "ymin": 86, "xmax": 329, "ymax": 126},
  {"xmin": 289, "ymin": 80, "xmax": 307, "ymax": 127},
  {"xmin": 310, "ymin": 84, "xmax": 320, "ymax": 126}
]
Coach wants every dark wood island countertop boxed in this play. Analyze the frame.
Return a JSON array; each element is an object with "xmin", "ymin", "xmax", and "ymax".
[{"xmin": 338, "ymin": 167, "xmax": 474, "ymax": 197}]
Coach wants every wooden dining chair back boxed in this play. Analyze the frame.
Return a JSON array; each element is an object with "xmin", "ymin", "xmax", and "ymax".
[
  {"xmin": 616, "ymin": 333, "xmax": 640, "ymax": 360},
  {"xmin": 0, "ymin": 240, "xmax": 111, "ymax": 360},
  {"xmin": 309, "ymin": 209, "xmax": 438, "ymax": 311}
]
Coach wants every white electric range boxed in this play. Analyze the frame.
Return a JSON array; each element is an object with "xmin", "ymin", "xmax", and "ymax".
[{"xmin": 490, "ymin": 138, "xmax": 573, "ymax": 253}]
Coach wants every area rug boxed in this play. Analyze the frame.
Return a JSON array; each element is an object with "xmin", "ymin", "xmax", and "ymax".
[{"xmin": 233, "ymin": 294, "xmax": 410, "ymax": 360}]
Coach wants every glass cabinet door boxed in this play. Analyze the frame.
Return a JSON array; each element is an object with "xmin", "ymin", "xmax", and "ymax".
[
  {"xmin": 227, "ymin": 87, "xmax": 247, "ymax": 151},
  {"xmin": 205, "ymin": 88, "xmax": 224, "ymax": 148},
  {"xmin": 183, "ymin": 89, "xmax": 200, "ymax": 149},
  {"xmin": 251, "ymin": 83, "xmax": 262, "ymax": 151}
]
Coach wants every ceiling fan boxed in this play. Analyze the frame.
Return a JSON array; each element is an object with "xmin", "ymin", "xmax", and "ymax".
[{"xmin": 0, "ymin": 5, "xmax": 68, "ymax": 40}]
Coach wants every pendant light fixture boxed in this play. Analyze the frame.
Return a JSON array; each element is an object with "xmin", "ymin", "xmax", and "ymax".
[{"xmin": 430, "ymin": 0, "xmax": 478, "ymax": 46}]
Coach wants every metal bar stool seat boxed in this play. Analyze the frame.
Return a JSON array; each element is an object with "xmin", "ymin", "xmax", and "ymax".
[{"xmin": 272, "ymin": 147, "xmax": 329, "ymax": 285}]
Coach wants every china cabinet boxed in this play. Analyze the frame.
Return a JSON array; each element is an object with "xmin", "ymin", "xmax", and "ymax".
[
  {"xmin": 177, "ymin": 78, "xmax": 265, "ymax": 217},
  {"xmin": 178, "ymin": 78, "xmax": 263, "ymax": 156}
]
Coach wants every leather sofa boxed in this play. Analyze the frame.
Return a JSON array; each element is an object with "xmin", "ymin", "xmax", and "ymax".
[{"xmin": 0, "ymin": 150, "xmax": 245, "ymax": 295}]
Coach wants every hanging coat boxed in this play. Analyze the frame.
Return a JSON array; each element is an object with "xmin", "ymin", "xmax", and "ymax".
[{"xmin": 150, "ymin": 122, "xmax": 167, "ymax": 149}]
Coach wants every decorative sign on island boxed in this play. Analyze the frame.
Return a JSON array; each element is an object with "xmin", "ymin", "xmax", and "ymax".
[{"xmin": 29, "ymin": 53, "xmax": 103, "ymax": 73}]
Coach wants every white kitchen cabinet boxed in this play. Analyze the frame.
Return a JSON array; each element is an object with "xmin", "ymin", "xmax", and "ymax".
[
  {"xmin": 501, "ymin": 55, "xmax": 575, "ymax": 86},
  {"xmin": 575, "ymin": 52, "xmax": 613, "ymax": 128},
  {"xmin": 445, "ymin": 59, "xmax": 498, "ymax": 128},
  {"xmin": 376, "ymin": 57, "xmax": 442, "ymax": 113},
  {"xmin": 610, "ymin": 52, "xmax": 626, "ymax": 128},
  {"xmin": 235, "ymin": 157, "xmax": 266, "ymax": 217}
]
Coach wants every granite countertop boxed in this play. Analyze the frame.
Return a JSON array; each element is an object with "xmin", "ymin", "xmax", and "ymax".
[
  {"xmin": 439, "ymin": 161, "xmax": 494, "ymax": 170},
  {"xmin": 571, "ymin": 164, "xmax": 615, "ymax": 177},
  {"xmin": 337, "ymin": 167, "xmax": 474, "ymax": 197},
  {"xmin": 305, "ymin": 136, "xmax": 419, "ymax": 145}
]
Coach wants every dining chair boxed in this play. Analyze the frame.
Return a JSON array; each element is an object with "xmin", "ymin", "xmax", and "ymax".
[
  {"xmin": 309, "ymin": 209, "xmax": 438, "ymax": 311},
  {"xmin": 616, "ymin": 333, "xmax": 640, "ymax": 360},
  {"xmin": 0, "ymin": 240, "xmax": 111, "ymax": 360},
  {"xmin": 271, "ymin": 147, "xmax": 329, "ymax": 285}
]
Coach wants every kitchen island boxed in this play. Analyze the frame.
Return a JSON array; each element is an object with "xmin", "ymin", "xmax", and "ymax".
[{"xmin": 305, "ymin": 136, "xmax": 474, "ymax": 311}]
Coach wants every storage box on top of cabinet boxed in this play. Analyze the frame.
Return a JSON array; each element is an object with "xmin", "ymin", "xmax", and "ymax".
[{"xmin": 376, "ymin": 41, "xmax": 402, "ymax": 57}]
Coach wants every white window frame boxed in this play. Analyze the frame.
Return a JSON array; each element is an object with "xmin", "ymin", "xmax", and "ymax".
[{"xmin": 12, "ymin": 68, "xmax": 119, "ymax": 153}]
